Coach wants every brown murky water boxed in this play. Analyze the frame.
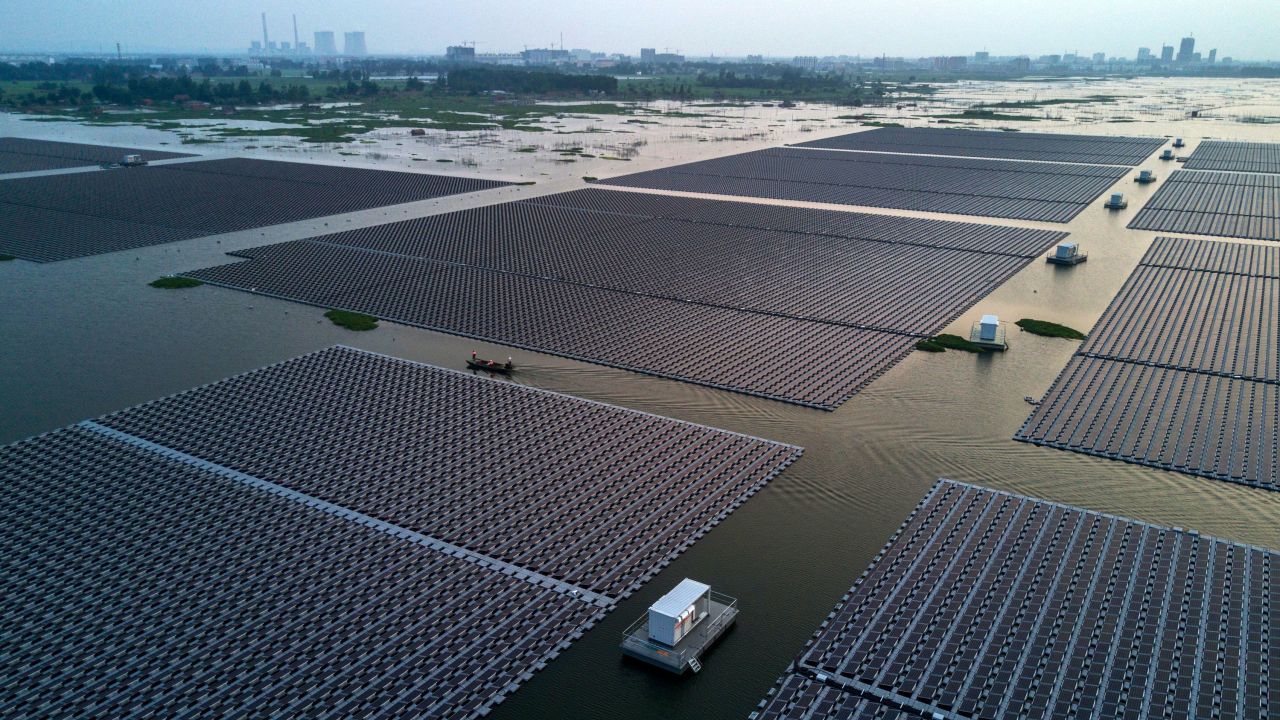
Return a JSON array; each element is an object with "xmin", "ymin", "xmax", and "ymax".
[{"xmin": 2, "ymin": 76, "xmax": 1279, "ymax": 719}]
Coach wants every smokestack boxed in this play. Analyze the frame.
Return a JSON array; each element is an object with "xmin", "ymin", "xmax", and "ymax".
[
  {"xmin": 293, "ymin": 14, "xmax": 299, "ymax": 49},
  {"xmin": 261, "ymin": 12, "xmax": 269, "ymax": 52}
]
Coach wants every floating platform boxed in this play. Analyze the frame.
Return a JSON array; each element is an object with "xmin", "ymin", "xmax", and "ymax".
[
  {"xmin": 969, "ymin": 317, "xmax": 1008, "ymax": 351},
  {"xmin": 621, "ymin": 589, "xmax": 738, "ymax": 674},
  {"xmin": 1045, "ymin": 252, "xmax": 1087, "ymax": 265},
  {"xmin": 1103, "ymin": 195, "xmax": 1128, "ymax": 209},
  {"xmin": 1183, "ymin": 138, "xmax": 1280, "ymax": 173},
  {"xmin": 1133, "ymin": 171, "xmax": 1157, "ymax": 183},
  {"xmin": 792, "ymin": 126, "xmax": 1165, "ymax": 166},
  {"xmin": 0, "ymin": 136, "xmax": 194, "ymax": 175}
]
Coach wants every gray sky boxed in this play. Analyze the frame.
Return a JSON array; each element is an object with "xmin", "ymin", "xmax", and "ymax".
[{"xmin": 1, "ymin": 0, "xmax": 1275, "ymax": 59}]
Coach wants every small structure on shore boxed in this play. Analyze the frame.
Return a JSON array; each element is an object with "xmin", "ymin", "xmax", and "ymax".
[
  {"xmin": 1046, "ymin": 242, "xmax": 1087, "ymax": 266},
  {"xmin": 621, "ymin": 579, "xmax": 737, "ymax": 674},
  {"xmin": 1134, "ymin": 169, "xmax": 1156, "ymax": 184},
  {"xmin": 969, "ymin": 313, "xmax": 1008, "ymax": 351},
  {"xmin": 1104, "ymin": 192, "xmax": 1128, "ymax": 209}
]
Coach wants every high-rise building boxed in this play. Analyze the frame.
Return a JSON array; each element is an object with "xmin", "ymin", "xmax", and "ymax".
[
  {"xmin": 446, "ymin": 46, "xmax": 476, "ymax": 62},
  {"xmin": 640, "ymin": 48, "xmax": 656, "ymax": 63},
  {"xmin": 1176, "ymin": 36, "xmax": 1195, "ymax": 63},
  {"xmin": 1137, "ymin": 47, "xmax": 1152, "ymax": 61},
  {"xmin": 1092, "ymin": 52, "xmax": 1106, "ymax": 64},
  {"xmin": 1208, "ymin": 48, "xmax": 1217, "ymax": 63},
  {"xmin": 314, "ymin": 31, "xmax": 337, "ymax": 55},
  {"xmin": 344, "ymin": 31, "xmax": 367, "ymax": 56},
  {"xmin": 1160, "ymin": 45, "xmax": 1174, "ymax": 62},
  {"xmin": 974, "ymin": 51, "xmax": 990, "ymax": 63}
]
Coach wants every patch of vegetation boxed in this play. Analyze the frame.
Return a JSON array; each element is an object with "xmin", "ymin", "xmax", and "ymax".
[
  {"xmin": 980, "ymin": 94, "xmax": 1120, "ymax": 109},
  {"xmin": 861, "ymin": 121, "xmax": 904, "ymax": 127},
  {"xmin": 515, "ymin": 146, "xmax": 538, "ymax": 153},
  {"xmin": 1016, "ymin": 319, "xmax": 1086, "ymax": 340},
  {"xmin": 0, "ymin": 254, "xmax": 16, "ymax": 261},
  {"xmin": 937, "ymin": 109, "xmax": 1040, "ymax": 121},
  {"xmin": 915, "ymin": 339, "xmax": 946, "ymax": 352},
  {"xmin": 149, "ymin": 276, "xmax": 203, "ymax": 289},
  {"xmin": 917, "ymin": 333, "xmax": 988, "ymax": 353},
  {"xmin": 325, "ymin": 309, "xmax": 378, "ymax": 331}
]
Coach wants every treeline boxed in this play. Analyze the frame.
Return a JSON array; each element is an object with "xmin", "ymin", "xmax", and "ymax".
[
  {"xmin": 441, "ymin": 67, "xmax": 616, "ymax": 94},
  {"xmin": 696, "ymin": 67, "xmax": 846, "ymax": 91},
  {"xmin": 91, "ymin": 76, "xmax": 313, "ymax": 105}
]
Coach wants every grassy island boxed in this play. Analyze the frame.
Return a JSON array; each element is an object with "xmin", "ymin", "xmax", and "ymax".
[
  {"xmin": 916, "ymin": 333, "xmax": 988, "ymax": 353},
  {"xmin": 149, "ymin": 276, "xmax": 203, "ymax": 289},
  {"xmin": 325, "ymin": 309, "xmax": 379, "ymax": 331},
  {"xmin": 1016, "ymin": 319, "xmax": 1086, "ymax": 340}
]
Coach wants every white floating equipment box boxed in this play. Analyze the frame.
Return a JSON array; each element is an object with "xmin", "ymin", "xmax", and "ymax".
[
  {"xmin": 1046, "ymin": 241, "xmax": 1087, "ymax": 266},
  {"xmin": 1103, "ymin": 192, "xmax": 1128, "ymax": 209},
  {"xmin": 979, "ymin": 314, "xmax": 1000, "ymax": 341},
  {"xmin": 621, "ymin": 579, "xmax": 738, "ymax": 674},
  {"xmin": 969, "ymin": 314, "xmax": 1008, "ymax": 350},
  {"xmin": 1134, "ymin": 169, "xmax": 1156, "ymax": 183},
  {"xmin": 648, "ymin": 578, "xmax": 711, "ymax": 646}
]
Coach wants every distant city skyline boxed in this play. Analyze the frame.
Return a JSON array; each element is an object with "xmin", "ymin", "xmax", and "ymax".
[{"xmin": 0, "ymin": 0, "xmax": 1275, "ymax": 60}]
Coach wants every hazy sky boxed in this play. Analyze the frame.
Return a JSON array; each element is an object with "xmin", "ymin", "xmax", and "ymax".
[{"xmin": 1, "ymin": 0, "xmax": 1276, "ymax": 59}]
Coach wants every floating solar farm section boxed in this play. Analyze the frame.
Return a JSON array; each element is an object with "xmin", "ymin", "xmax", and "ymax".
[
  {"xmin": 1129, "ymin": 170, "xmax": 1280, "ymax": 242},
  {"xmin": 0, "ymin": 136, "xmax": 195, "ymax": 174},
  {"xmin": 793, "ymin": 127, "xmax": 1165, "ymax": 166},
  {"xmin": 596, "ymin": 148, "xmax": 1129, "ymax": 222},
  {"xmin": 1, "ymin": 346, "xmax": 800, "ymax": 719},
  {"xmin": 752, "ymin": 479, "xmax": 1277, "ymax": 720},
  {"xmin": 1183, "ymin": 139, "xmax": 1280, "ymax": 174},
  {"xmin": 1017, "ymin": 236, "xmax": 1280, "ymax": 491},
  {"xmin": 0, "ymin": 157, "xmax": 508, "ymax": 262},
  {"xmin": 183, "ymin": 189, "xmax": 1066, "ymax": 409}
]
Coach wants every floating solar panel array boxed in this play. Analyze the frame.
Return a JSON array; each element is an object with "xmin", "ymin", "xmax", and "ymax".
[
  {"xmin": 0, "ymin": 137, "xmax": 195, "ymax": 174},
  {"xmin": 793, "ymin": 127, "xmax": 1165, "ymax": 166},
  {"xmin": 1017, "ymin": 236, "xmax": 1280, "ymax": 491},
  {"xmin": 1129, "ymin": 170, "xmax": 1280, "ymax": 242},
  {"xmin": 0, "ymin": 157, "xmax": 508, "ymax": 262},
  {"xmin": 753, "ymin": 479, "xmax": 1277, "ymax": 720},
  {"xmin": 1, "ymin": 346, "xmax": 800, "ymax": 719},
  {"xmin": 1183, "ymin": 140, "xmax": 1280, "ymax": 174},
  {"xmin": 182, "ymin": 189, "xmax": 1066, "ymax": 409},
  {"xmin": 596, "ymin": 148, "xmax": 1128, "ymax": 222}
]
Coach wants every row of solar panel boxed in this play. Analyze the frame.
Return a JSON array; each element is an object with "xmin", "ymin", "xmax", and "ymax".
[
  {"xmin": 1017, "ymin": 236, "xmax": 1280, "ymax": 491},
  {"xmin": 752, "ymin": 480, "xmax": 1275, "ymax": 720},
  {"xmin": 1, "ymin": 425, "xmax": 602, "ymax": 720},
  {"xmin": 793, "ymin": 127, "xmax": 1166, "ymax": 166},
  {"xmin": 1129, "ymin": 170, "xmax": 1280, "ymax": 243},
  {"xmin": 597, "ymin": 148, "xmax": 1128, "ymax": 223},
  {"xmin": 0, "ymin": 157, "xmax": 508, "ymax": 262},
  {"xmin": 0, "ymin": 137, "xmax": 195, "ymax": 174},
  {"xmin": 182, "ymin": 188, "xmax": 1063, "ymax": 408},
  {"xmin": 3, "ymin": 346, "xmax": 799, "ymax": 719},
  {"xmin": 1183, "ymin": 139, "xmax": 1280, "ymax": 174}
]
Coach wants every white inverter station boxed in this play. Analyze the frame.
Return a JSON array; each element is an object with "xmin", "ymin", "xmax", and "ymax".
[{"xmin": 620, "ymin": 578, "xmax": 738, "ymax": 674}]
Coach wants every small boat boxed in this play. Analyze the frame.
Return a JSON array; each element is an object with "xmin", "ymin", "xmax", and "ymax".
[{"xmin": 467, "ymin": 352, "xmax": 514, "ymax": 374}]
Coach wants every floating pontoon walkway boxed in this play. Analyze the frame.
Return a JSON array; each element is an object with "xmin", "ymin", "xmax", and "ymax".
[
  {"xmin": 182, "ymin": 188, "xmax": 1065, "ymax": 409},
  {"xmin": 1, "ymin": 346, "xmax": 800, "ymax": 719},
  {"xmin": 752, "ymin": 479, "xmax": 1277, "ymax": 720},
  {"xmin": 0, "ymin": 157, "xmax": 508, "ymax": 262},
  {"xmin": 0, "ymin": 137, "xmax": 195, "ymax": 175},
  {"xmin": 1017, "ymin": 236, "xmax": 1280, "ymax": 491},
  {"xmin": 793, "ymin": 127, "xmax": 1165, "ymax": 166}
]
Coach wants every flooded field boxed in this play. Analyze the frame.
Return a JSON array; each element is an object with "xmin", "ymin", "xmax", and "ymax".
[{"xmin": 3, "ymin": 76, "xmax": 1280, "ymax": 720}]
